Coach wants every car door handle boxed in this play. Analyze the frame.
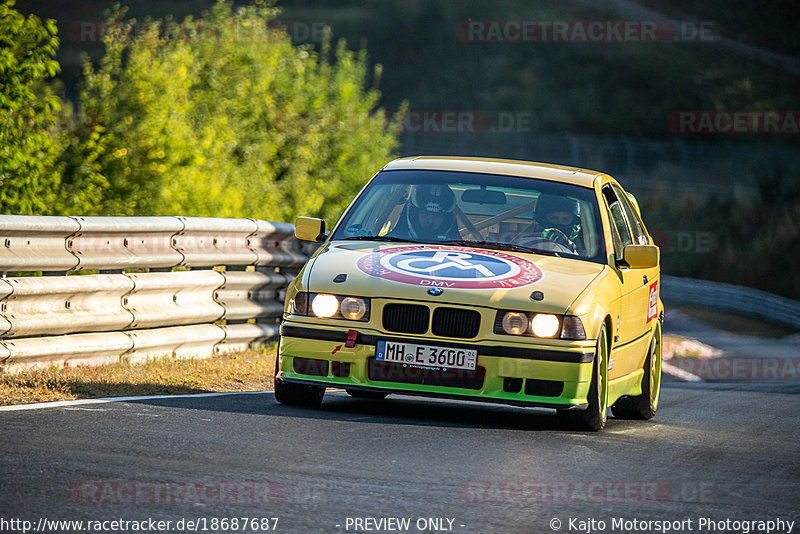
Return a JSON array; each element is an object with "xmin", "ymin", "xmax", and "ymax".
[{"xmin": 643, "ymin": 275, "xmax": 648, "ymax": 285}]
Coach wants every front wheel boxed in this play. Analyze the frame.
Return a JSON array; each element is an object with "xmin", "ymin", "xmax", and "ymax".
[
  {"xmin": 273, "ymin": 353, "xmax": 325, "ymax": 407},
  {"xmin": 558, "ymin": 323, "xmax": 609, "ymax": 431},
  {"xmin": 611, "ymin": 321, "xmax": 662, "ymax": 420},
  {"xmin": 274, "ymin": 378, "xmax": 325, "ymax": 407}
]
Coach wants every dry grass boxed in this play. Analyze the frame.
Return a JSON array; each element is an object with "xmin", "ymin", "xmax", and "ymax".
[{"xmin": 0, "ymin": 347, "xmax": 276, "ymax": 406}]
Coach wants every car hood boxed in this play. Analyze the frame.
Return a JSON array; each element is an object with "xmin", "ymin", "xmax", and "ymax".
[{"xmin": 303, "ymin": 241, "xmax": 605, "ymax": 314}]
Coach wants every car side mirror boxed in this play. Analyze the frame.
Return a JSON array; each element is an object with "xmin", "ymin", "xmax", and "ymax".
[
  {"xmin": 622, "ymin": 244, "xmax": 659, "ymax": 269},
  {"xmin": 295, "ymin": 216, "xmax": 327, "ymax": 242}
]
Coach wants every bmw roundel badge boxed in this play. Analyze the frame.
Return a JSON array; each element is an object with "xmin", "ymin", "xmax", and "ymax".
[{"xmin": 427, "ymin": 287, "xmax": 444, "ymax": 296}]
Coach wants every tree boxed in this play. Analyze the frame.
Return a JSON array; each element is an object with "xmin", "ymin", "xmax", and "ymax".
[
  {"xmin": 0, "ymin": 0, "xmax": 61, "ymax": 214},
  {"xmin": 69, "ymin": 0, "xmax": 403, "ymax": 222}
]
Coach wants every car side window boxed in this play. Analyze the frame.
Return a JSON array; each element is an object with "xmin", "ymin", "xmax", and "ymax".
[
  {"xmin": 612, "ymin": 184, "xmax": 649, "ymax": 246},
  {"xmin": 601, "ymin": 185, "xmax": 633, "ymax": 261},
  {"xmin": 338, "ymin": 184, "xmax": 410, "ymax": 237}
]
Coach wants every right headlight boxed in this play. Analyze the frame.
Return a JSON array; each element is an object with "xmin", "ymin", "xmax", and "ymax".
[
  {"xmin": 289, "ymin": 292, "xmax": 370, "ymax": 322},
  {"xmin": 311, "ymin": 294, "xmax": 340, "ymax": 318}
]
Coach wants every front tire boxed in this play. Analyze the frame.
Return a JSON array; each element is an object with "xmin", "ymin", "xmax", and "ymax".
[
  {"xmin": 273, "ymin": 354, "xmax": 325, "ymax": 407},
  {"xmin": 274, "ymin": 378, "xmax": 325, "ymax": 407},
  {"xmin": 612, "ymin": 321, "xmax": 662, "ymax": 420},
  {"xmin": 558, "ymin": 323, "xmax": 609, "ymax": 431}
]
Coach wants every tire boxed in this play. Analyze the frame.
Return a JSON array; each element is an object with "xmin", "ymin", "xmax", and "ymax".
[
  {"xmin": 558, "ymin": 323, "xmax": 609, "ymax": 431},
  {"xmin": 274, "ymin": 378, "xmax": 325, "ymax": 407},
  {"xmin": 273, "ymin": 355, "xmax": 325, "ymax": 407},
  {"xmin": 611, "ymin": 321, "xmax": 662, "ymax": 420},
  {"xmin": 346, "ymin": 389, "xmax": 389, "ymax": 400}
]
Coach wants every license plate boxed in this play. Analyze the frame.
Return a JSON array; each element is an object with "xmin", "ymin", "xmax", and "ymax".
[{"xmin": 375, "ymin": 340, "xmax": 477, "ymax": 371}]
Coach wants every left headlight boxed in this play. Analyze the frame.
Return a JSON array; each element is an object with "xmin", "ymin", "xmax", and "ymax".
[
  {"xmin": 530, "ymin": 313, "xmax": 560, "ymax": 338},
  {"xmin": 494, "ymin": 310, "xmax": 586, "ymax": 340},
  {"xmin": 290, "ymin": 292, "xmax": 370, "ymax": 322}
]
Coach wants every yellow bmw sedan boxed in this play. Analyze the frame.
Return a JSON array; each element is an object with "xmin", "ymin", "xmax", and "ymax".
[{"xmin": 276, "ymin": 156, "xmax": 663, "ymax": 431}]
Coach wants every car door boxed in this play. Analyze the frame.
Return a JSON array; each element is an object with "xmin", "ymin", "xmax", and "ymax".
[
  {"xmin": 612, "ymin": 183, "xmax": 660, "ymax": 370},
  {"xmin": 601, "ymin": 184, "xmax": 653, "ymax": 379}
]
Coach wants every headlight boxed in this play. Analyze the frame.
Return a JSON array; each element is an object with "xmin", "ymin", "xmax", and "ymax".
[
  {"xmin": 340, "ymin": 296, "xmax": 367, "ymax": 320},
  {"xmin": 311, "ymin": 294, "xmax": 340, "ymax": 318},
  {"xmin": 289, "ymin": 292, "xmax": 370, "ymax": 322},
  {"xmin": 494, "ymin": 311, "xmax": 586, "ymax": 340},
  {"xmin": 530, "ymin": 313, "xmax": 559, "ymax": 338},
  {"xmin": 501, "ymin": 312, "xmax": 528, "ymax": 335}
]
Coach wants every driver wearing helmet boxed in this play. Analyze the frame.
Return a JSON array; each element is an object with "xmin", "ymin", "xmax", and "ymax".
[
  {"xmin": 393, "ymin": 184, "xmax": 460, "ymax": 241},
  {"xmin": 516, "ymin": 194, "xmax": 583, "ymax": 254}
]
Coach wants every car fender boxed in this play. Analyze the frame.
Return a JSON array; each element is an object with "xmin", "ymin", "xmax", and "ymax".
[{"xmin": 567, "ymin": 265, "xmax": 622, "ymax": 341}]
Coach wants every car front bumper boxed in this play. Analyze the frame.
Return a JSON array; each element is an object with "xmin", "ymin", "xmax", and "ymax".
[{"xmin": 277, "ymin": 322, "xmax": 597, "ymax": 410}]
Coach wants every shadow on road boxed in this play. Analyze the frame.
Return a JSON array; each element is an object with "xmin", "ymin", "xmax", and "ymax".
[{"xmin": 127, "ymin": 389, "xmax": 659, "ymax": 433}]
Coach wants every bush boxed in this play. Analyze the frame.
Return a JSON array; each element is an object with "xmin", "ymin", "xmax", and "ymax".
[
  {"xmin": 64, "ymin": 0, "xmax": 403, "ymax": 222},
  {"xmin": 0, "ymin": 0, "xmax": 61, "ymax": 214}
]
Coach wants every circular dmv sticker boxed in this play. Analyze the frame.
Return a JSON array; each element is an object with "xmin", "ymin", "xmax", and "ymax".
[{"xmin": 356, "ymin": 245, "xmax": 543, "ymax": 289}]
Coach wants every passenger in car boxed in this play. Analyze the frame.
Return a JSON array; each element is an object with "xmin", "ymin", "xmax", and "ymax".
[{"xmin": 515, "ymin": 194, "xmax": 584, "ymax": 255}]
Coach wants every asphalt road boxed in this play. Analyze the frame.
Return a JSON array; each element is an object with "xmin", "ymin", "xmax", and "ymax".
[{"xmin": 2, "ymin": 381, "xmax": 799, "ymax": 534}]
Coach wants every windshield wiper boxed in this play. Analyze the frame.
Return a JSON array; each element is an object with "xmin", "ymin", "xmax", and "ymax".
[
  {"xmin": 340, "ymin": 235, "xmax": 424, "ymax": 244},
  {"xmin": 439, "ymin": 239, "xmax": 561, "ymax": 257}
]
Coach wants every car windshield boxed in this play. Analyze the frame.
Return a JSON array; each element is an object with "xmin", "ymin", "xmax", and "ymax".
[{"xmin": 332, "ymin": 169, "xmax": 606, "ymax": 263}]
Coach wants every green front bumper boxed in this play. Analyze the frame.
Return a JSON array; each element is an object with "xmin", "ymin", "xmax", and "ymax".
[{"xmin": 277, "ymin": 322, "xmax": 596, "ymax": 410}]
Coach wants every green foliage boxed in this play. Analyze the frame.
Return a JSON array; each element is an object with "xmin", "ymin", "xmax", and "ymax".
[
  {"xmin": 66, "ymin": 0, "xmax": 402, "ymax": 222},
  {"xmin": 0, "ymin": 0, "xmax": 61, "ymax": 214}
]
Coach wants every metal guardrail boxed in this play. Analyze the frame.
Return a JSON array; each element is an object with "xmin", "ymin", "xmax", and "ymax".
[
  {"xmin": 2, "ymin": 215, "xmax": 797, "ymax": 371},
  {"xmin": 0, "ymin": 215, "xmax": 314, "ymax": 372},
  {"xmin": 1, "ymin": 215, "xmax": 308, "ymax": 272},
  {"xmin": 661, "ymin": 275, "xmax": 800, "ymax": 330}
]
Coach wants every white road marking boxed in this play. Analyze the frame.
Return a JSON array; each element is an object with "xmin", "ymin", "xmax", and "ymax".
[
  {"xmin": 662, "ymin": 361, "xmax": 704, "ymax": 382},
  {"xmin": 0, "ymin": 391, "xmax": 272, "ymax": 412}
]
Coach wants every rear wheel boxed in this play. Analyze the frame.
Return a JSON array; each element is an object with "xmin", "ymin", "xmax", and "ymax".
[
  {"xmin": 346, "ymin": 389, "xmax": 389, "ymax": 400},
  {"xmin": 611, "ymin": 321, "xmax": 662, "ymax": 420},
  {"xmin": 558, "ymin": 323, "xmax": 609, "ymax": 431}
]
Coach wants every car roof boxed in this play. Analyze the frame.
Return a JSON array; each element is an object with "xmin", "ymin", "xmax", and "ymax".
[{"xmin": 382, "ymin": 156, "xmax": 604, "ymax": 188}]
